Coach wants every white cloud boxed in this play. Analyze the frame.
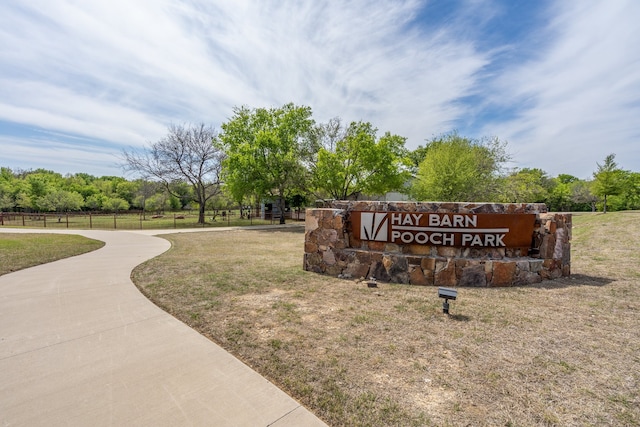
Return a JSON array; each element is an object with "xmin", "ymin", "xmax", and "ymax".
[
  {"xmin": 0, "ymin": 134, "xmax": 124, "ymax": 177},
  {"xmin": 479, "ymin": 0, "xmax": 640, "ymax": 178},
  {"xmin": 0, "ymin": 1, "xmax": 488, "ymax": 153},
  {"xmin": 0, "ymin": 80, "xmax": 166, "ymax": 146},
  {"xmin": 0, "ymin": 0, "xmax": 638, "ymax": 177}
]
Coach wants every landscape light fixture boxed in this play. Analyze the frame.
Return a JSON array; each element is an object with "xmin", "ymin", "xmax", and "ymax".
[{"xmin": 438, "ymin": 287, "xmax": 457, "ymax": 315}]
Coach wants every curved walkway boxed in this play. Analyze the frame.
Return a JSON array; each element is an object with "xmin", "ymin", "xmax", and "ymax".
[{"xmin": 0, "ymin": 227, "xmax": 326, "ymax": 427}]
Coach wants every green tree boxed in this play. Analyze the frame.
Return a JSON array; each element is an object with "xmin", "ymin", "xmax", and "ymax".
[
  {"xmin": 606, "ymin": 170, "xmax": 640, "ymax": 211},
  {"xmin": 556, "ymin": 174, "xmax": 580, "ymax": 185},
  {"xmin": 122, "ymin": 123, "xmax": 225, "ymax": 224},
  {"xmin": 547, "ymin": 174, "xmax": 583, "ymax": 212},
  {"xmin": 411, "ymin": 133, "xmax": 509, "ymax": 202},
  {"xmin": 0, "ymin": 186, "xmax": 12, "ymax": 211},
  {"xmin": 15, "ymin": 193, "xmax": 32, "ymax": 212},
  {"xmin": 0, "ymin": 168, "xmax": 16, "ymax": 210},
  {"xmin": 85, "ymin": 194, "xmax": 105, "ymax": 211},
  {"xmin": 115, "ymin": 180, "xmax": 138, "ymax": 206},
  {"xmin": 21, "ymin": 171, "xmax": 62, "ymax": 211},
  {"xmin": 592, "ymin": 154, "xmax": 624, "ymax": 213},
  {"xmin": 38, "ymin": 190, "xmax": 84, "ymax": 212},
  {"xmin": 93, "ymin": 178, "xmax": 119, "ymax": 197},
  {"xmin": 167, "ymin": 181, "xmax": 194, "ymax": 210},
  {"xmin": 498, "ymin": 168, "xmax": 551, "ymax": 204},
  {"xmin": 621, "ymin": 172, "xmax": 640, "ymax": 209},
  {"xmin": 144, "ymin": 193, "xmax": 171, "ymax": 214},
  {"xmin": 308, "ymin": 119, "xmax": 411, "ymax": 200},
  {"xmin": 570, "ymin": 180, "xmax": 597, "ymax": 212},
  {"xmin": 102, "ymin": 197, "xmax": 130, "ymax": 213},
  {"xmin": 220, "ymin": 103, "xmax": 315, "ymax": 224},
  {"xmin": 133, "ymin": 180, "xmax": 163, "ymax": 217},
  {"xmin": 64, "ymin": 173, "xmax": 98, "ymax": 199},
  {"xmin": 2, "ymin": 171, "xmax": 31, "ymax": 211},
  {"xmin": 406, "ymin": 145, "xmax": 429, "ymax": 175}
]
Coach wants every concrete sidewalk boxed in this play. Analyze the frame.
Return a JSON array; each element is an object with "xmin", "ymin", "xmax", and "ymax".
[{"xmin": 0, "ymin": 228, "xmax": 327, "ymax": 426}]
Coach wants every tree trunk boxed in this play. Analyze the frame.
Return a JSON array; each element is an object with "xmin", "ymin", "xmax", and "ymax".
[
  {"xmin": 603, "ymin": 194, "xmax": 608, "ymax": 214},
  {"xmin": 278, "ymin": 193, "xmax": 286, "ymax": 224},
  {"xmin": 198, "ymin": 203, "xmax": 206, "ymax": 224}
]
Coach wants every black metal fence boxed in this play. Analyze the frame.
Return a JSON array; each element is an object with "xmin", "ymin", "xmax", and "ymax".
[{"xmin": 0, "ymin": 208, "xmax": 305, "ymax": 230}]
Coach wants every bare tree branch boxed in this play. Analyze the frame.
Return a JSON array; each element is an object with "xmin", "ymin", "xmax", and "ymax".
[{"xmin": 121, "ymin": 123, "xmax": 225, "ymax": 224}]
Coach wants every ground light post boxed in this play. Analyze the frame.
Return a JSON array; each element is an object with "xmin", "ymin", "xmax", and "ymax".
[{"xmin": 438, "ymin": 287, "xmax": 457, "ymax": 315}]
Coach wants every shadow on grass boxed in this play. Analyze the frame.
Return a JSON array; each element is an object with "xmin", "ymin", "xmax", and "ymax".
[
  {"xmin": 458, "ymin": 274, "xmax": 614, "ymax": 292},
  {"xmin": 530, "ymin": 274, "xmax": 614, "ymax": 289},
  {"xmin": 447, "ymin": 313, "xmax": 471, "ymax": 322},
  {"xmin": 252, "ymin": 225, "xmax": 306, "ymax": 234}
]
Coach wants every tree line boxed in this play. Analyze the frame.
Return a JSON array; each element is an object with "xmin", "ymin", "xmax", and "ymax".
[{"xmin": 2, "ymin": 103, "xmax": 639, "ymax": 223}]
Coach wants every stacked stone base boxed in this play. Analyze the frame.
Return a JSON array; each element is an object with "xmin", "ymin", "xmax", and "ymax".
[{"xmin": 304, "ymin": 202, "xmax": 571, "ymax": 287}]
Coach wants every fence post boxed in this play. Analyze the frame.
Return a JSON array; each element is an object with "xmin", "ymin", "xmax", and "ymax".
[
  {"xmin": 66, "ymin": 213, "xmax": 69, "ymax": 228},
  {"xmin": 22, "ymin": 213, "xmax": 25, "ymax": 226},
  {"xmin": 89, "ymin": 212, "xmax": 93, "ymax": 229},
  {"xmin": 114, "ymin": 213, "xmax": 117, "ymax": 229},
  {"xmin": 43, "ymin": 213, "xmax": 47, "ymax": 228},
  {"xmin": 0, "ymin": 212, "xmax": 3, "ymax": 226}
]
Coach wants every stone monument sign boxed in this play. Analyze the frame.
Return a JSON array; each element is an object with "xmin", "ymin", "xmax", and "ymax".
[{"xmin": 304, "ymin": 201, "xmax": 571, "ymax": 287}]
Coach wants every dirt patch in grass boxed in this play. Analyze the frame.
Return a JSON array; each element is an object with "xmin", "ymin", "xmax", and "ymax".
[
  {"xmin": 0, "ymin": 233, "xmax": 105, "ymax": 276},
  {"xmin": 132, "ymin": 213, "xmax": 640, "ymax": 426}
]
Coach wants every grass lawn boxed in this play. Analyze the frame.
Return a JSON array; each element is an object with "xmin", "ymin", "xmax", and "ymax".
[
  {"xmin": 2, "ymin": 212, "xmax": 638, "ymax": 425},
  {"xmin": 131, "ymin": 211, "xmax": 640, "ymax": 426},
  {"xmin": 0, "ymin": 233, "xmax": 105, "ymax": 276},
  {"xmin": 0, "ymin": 211, "xmax": 286, "ymax": 230}
]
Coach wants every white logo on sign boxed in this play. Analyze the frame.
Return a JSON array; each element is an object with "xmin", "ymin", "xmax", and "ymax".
[{"xmin": 360, "ymin": 212, "xmax": 388, "ymax": 241}]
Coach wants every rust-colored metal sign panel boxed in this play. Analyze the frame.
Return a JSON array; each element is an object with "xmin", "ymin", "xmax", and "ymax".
[{"xmin": 351, "ymin": 211, "xmax": 536, "ymax": 248}]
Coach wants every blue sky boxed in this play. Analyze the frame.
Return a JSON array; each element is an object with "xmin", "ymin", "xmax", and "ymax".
[{"xmin": 1, "ymin": 0, "xmax": 638, "ymax": 179}]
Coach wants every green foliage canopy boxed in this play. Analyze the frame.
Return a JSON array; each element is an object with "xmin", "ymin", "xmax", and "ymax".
[
  {"xmin": 592, "ymin": 154, "xmax": 625, "ymax": 213},
  {"xmin": 38, "ymin": 190, "xmax": 84, "ymax": 212},
  {"xmin": 411, "ymin": 133, "xmax": 509, "ymax": 202},
  {"xmin": 309, "ymin": 120, "xmax": 411, "ymax": 200},
  {"xmin": 220, "ymin": 103, "xmax": 314, "ymax": 223},
  {"xmin": 498, "ymin": 168, "xmax": 551, "ymax": 203}
]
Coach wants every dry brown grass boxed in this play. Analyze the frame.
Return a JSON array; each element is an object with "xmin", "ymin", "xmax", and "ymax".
[{"xmin": 132, "ymin": 212, "xmax": 640, "ymax": 426}]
